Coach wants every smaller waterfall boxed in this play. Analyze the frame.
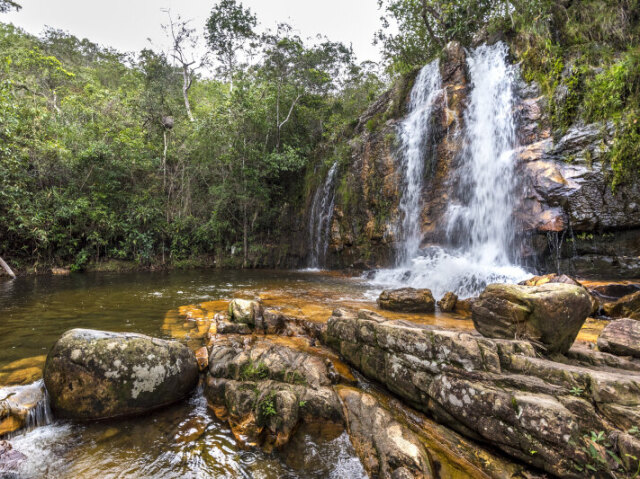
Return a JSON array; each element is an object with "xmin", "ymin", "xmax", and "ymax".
[
  {"xmin": 307, "ymin": 162, "xmax": 339, "ymax": 269},
  {"xmin": 396, "ymin": 60, "xmax": 442, "ymax": 265},
  {"xmin": 25, "ymin": 385, "xmax": 53, "ymax": 431}
]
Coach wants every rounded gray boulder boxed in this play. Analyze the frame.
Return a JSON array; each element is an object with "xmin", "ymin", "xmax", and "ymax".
[{"xmin": 44, "ymin": 329, "xmax": 198, "ymax": 420}]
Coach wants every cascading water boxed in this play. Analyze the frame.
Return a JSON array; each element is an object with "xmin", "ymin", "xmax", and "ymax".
[
  {"xmin": 395, "ymin": 60, "xmax": 443, "ymax": 265},
  {"xmin": 307, "ymin": 162, "xmax": 339, "ymax": 269},
  {"xmin": 372, "ymin": 42, "xmax": 529, "ymax": 298}
]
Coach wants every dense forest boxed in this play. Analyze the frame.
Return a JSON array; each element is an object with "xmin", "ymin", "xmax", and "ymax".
[{"xmin": 0, "ymin": 0, "xmax": 638, "ymax": 272}]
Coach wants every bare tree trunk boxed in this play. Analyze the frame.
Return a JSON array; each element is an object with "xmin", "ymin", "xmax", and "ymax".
[
  {"xmin": 243, "ymin": 204, "xmax": 248, "ymax": 269},
  {"xmin": 182, "ymin": 66, "xmax": 194, "ymax": 121},
  {"xmin": 163, "ymin": 130, "xmax": 168, "ymax": 188},
  {"xmin": 0, "ymin": 257, "xmax": 16, "ymax": 279}
]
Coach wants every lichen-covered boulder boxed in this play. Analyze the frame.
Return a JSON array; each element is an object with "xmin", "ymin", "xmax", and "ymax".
[
  {"xmin": 437, "ymin": 292, "xmax": 458, "ymax": 312},
  {"xmin": 604, "ymin": 291, "xmax": 640, "ymax": 320},
  {"xmin": 228, "ymin": 298, "xmax": 263, "ymax": 326},
  {"xmin": 598, "ymin": 319, "xmax": 640, "ymax": 358},
  {"xmin": 377, "ymin": 288, "xmax": 435, "ymax": 313},
  {"xmin": 44, "ymin": 329, "xmax": 198, "ymax": 420},
  {"xmin": 472, "ymin": 283, "xmax": 592, "ymax": 354}
]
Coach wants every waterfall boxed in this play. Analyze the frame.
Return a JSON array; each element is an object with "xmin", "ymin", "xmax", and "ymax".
[
  {"xmin": 371, "ymin": 43, "xmax": 529, "ymax": 298},
  {"xmin": 396, "ymin": 60, "xmax": 442, "ymax": 265},
  {"xmin": 446, "ymin": 42, "xmax": 519, "ymax": 265},
  {"xmin": 307, "ymin": 162, "xmax": 339, "ymax": 269}
]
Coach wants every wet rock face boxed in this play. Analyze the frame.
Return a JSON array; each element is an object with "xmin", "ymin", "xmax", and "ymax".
[
  {"xmin": 204, "ymin": 335, "xmax": 346, "ymax": 450},
  {"xmin": 0, "ymin": 381, "xmax": 48, "ymax": 437},
  {"xmin": 378, "ymin": 288, "xmax": 436, "ymax": 313},
  {"xmin": 604, "ymin": 291, "xmax": 640, "ymax": 320},
  {"xmin": 0, "ymin": 440, "xmax": 26, "ymax": 474},
  {"xmin": 598, "ymin": 319, "xmax": 640, "ymax": 358},
  {"xmin": 519, "ymin": 273, "xmax": 582, "ymax": 287},
  {"xmin": 44, "ymin": 329, "xmax": 199, "ymax": 420},
  {"xmin": 338, "ymin": 387, "xmax": 434, "ymax": 479},
  {"xmin": 472, "ymin": 283, "xmax": 592, "ymax": 354},
  {"xmin": 326, "ymin": 308, "xmax": 640, "ymax": 478}
]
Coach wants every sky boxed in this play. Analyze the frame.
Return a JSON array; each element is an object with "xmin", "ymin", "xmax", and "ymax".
[{"xmin": 3, "ymin": 0, "xmax": 385, "ymax": 63}]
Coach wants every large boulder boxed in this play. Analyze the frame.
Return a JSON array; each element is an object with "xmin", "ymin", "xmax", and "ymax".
[
  {"xmin": 378, "ymin": 288, "xmax": 435, "ymax": 313},
  {"xmin": 471, "ymin": 283, "xmax": 592, "ymax": 354},
  {"xmin": 604, "ymin": 291, "xmax": 640, "ymax": 320},
  {"xmin": 44, "ymin": 329, "xmax": 198, "ymax": 420},
  {"xmin": 598, "ymin": 319, "xmax": 640, "ymax": 358}
]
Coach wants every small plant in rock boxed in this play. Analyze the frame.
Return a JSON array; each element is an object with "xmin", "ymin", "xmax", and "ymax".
[
  {"xmin": 570, "ymin": 386, "xmax": 584, "ymax": 396},
  {"xmin": 260, "ymin": 394, "xmax": 277, "ymax": 419}
]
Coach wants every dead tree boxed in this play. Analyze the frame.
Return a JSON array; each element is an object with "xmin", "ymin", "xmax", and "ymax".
[{"xmin": 162, "ymin": 10, "xmax": 210, "ymax": 121}]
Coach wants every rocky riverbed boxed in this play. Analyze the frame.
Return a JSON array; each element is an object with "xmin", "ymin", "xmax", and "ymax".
[{"xmin": 1, "ymin": 272, "xmax": 640, "ymax": 478}]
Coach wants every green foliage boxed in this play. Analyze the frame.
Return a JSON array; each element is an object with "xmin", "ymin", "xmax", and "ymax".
[
  {"xmin": 258, "ymin": 393, "xmax": 277, "ymax": 422},
  {"xmin": 0, "ymin": 14, "xmax": 380, "ymax": 268},
  {"xmin": 241, "ymin": 361, "xmax": 269, "ymax": 381},
  {"xmin": 205, "ymin": 0, "xmax": 256, "ymax": 82}
]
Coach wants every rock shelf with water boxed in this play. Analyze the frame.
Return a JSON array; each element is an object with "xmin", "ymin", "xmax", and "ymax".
[{"xmin": 325, "ymin": 307, "xmax": 640, "ymax": 478}]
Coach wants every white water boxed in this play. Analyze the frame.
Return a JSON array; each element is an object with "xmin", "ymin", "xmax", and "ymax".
[
  {"xmin": 371, "ymin": 43, "xmax": 529, "ymax": 298},
  {"xmin": 307, "ymin": 162, "xmax": 339, "ymax": 269},
  {"xmin": 396, "ymin": 60, "xmax": 443, "ymax": 265}
]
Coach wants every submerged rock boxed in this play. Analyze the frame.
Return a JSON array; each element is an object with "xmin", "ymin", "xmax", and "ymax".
[
  {"xmin": 472, "ymin": 283, "xmax": 592, "ymax": 354},
  {"xmin": 44, "ymin": 329, "xmax": 199, "ymax": 420},
  {"xmin": 326, "ymin": 308, "xmax": 640, "ymax": 478},
  {"xmin": 598, "ymin": 319, "xmax": 640, "ymax": 358},
  {"xmin": 604, "ymin": 291, "xmax": 640, "ymax": 319},
  {"xmin": 0, "ymin": 380, "xmax": 49, "ymax": 437},
  {"xmin": 378, "ymin": 288, "xmax": 435, "ymax": 313},
  {"xmin": 437, "ymin": 292, "xmax": 458, "ymax": 312},
  {"xmin": 0, "ymin": 440, "xmax": 26, "ymax": 474},
  {"xmin": 338, "ymin": 387, "xmax": 434, "ymax": 479}
]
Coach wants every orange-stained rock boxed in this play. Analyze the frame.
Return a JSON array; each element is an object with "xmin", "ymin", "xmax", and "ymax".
[{"xmin": 195, "ymin": 347, "xmax": 208, "ymax": 372}]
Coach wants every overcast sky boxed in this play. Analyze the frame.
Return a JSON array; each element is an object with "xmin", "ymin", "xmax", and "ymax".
[{"xmin": 3, "ymin": 0, "xmax": 385, "ymax": 63}]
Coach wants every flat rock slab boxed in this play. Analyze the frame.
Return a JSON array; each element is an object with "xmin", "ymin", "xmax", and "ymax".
[
  {"xmin": 598, "ymin": 318, "xmax": 640, "ymax": 358},
  {"xmin": 44, "ymin": 329, "xmax": 198, "ymax": 420}
]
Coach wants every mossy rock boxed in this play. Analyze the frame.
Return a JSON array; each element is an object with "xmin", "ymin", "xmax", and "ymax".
[{"xmin": 44, "ymin": 329, "xmax": 198, "ymax": 420}]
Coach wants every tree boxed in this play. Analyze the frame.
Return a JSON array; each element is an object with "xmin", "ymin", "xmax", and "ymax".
[
  {"xmin": 260, "ymin": 24, "xmax": 354, "ymax": 149},
  {"xmin": 0, "ymin": 0, "xmax": 20, "ymax": 13},
  {"xmin": 205, "ymin": 0, "xmax": 256, "ymax": 89},
  {"xmin": 375, "ymin": 0, "xmax": 507, "ymax": 73},
  {"xmin": 163, "ymin": 10, "xmax": 209, "ymax": 121}
]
